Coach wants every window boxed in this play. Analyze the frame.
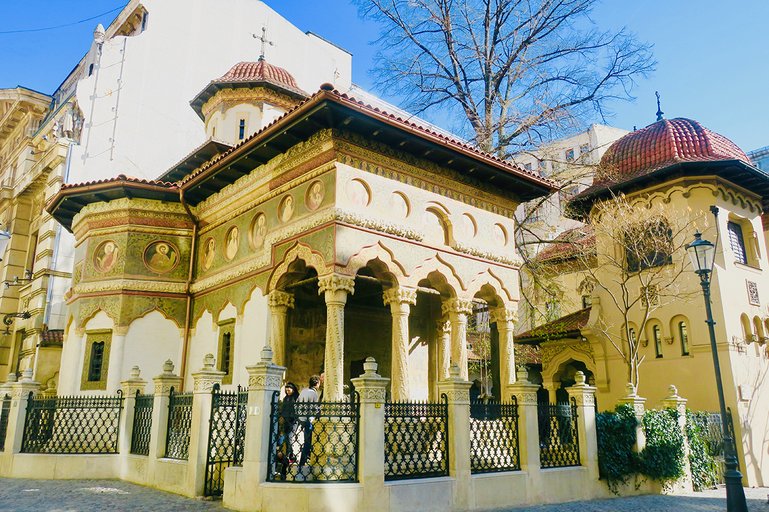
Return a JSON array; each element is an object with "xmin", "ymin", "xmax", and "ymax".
[
  {"xmin": 81, "ymin": 330, "xmax": 112, "ymax": 390},
  {"xmin": 218, "ymin": 321, "xmax": 235, "ymax": 384},
  {"xmin": 679, "ymin": 321, "xmax": 689, "ymax": 355},
  {"xmin": 625, "ymin": 219, "xmax": 673, "ymax": 272},
  {"xmin": 141, "ymin": 12, "xmax": 149, "ymax": 32},
  {"xmin": 524, "ymin": 162, "xmax": 533, "ymax": 171},
  {"xmin": 565, "ymin": 149, "xmax": 575, "ymax": 162},
  {"xmin": 238, "ymin": 119, "xmax": 246, "ymax": 140},
  {"xmin": 88, "ymin": 63, "xmax": 94, "ymax": 76},
  {"xmin": 727, "ymin": 221, "xmax": 747, "ymax": 264},
  {"xmin": 653, "ymin": 325, "xmax": 663, "ymax": 358}
]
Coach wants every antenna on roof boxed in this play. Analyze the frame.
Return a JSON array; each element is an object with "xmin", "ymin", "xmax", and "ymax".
[
  {"xmin": 655, "ymin": 91, "xmax": 664, "ymax": 122},
  {"xmin": 253, "ymin": 26, "xmax": 274, "ymax": 61}
]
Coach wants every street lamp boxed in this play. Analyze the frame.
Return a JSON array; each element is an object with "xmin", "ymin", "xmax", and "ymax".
[{"xmin": 685, "ymin": 231, "xmax": 747, "ymax": 512}]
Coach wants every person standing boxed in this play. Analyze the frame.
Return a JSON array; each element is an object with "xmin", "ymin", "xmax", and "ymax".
[
  {"xmin": 275, "ymin": 382, "xmax": 299, "ymax": 479},
  {"xmin": 296, "ymin": 375, "xmax": 321, "ymax": 470}
]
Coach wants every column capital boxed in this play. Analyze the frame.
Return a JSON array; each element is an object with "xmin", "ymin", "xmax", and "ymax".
[
  {"xmin": 268, "ymin": 289, "xmax": 295, "ymax": 309},
  {"xmin": 350, "ymin": 357, "xmax": 390, "ymax": 403},
  {"xmin": 153, "ymin": 359, "xmax": 183, "ymax": 395},
  {"xmin": 490, "ymin": 305, "xmax": 518, "ymax": 325},
  {"xmin": 436, "ymin": 318, "xmax": 451, "ymax": 333},
  {"xmin": 246, "ymin": 346, "xmax": 286, "ymax": 392},
  {"xmin": 437, "ymin": 364, "xmax": 472, "ymax": 404},
  {"xmin": 383, "ymin": 287, "xmax": 417, "ymax": 307},
  {"xmin": 441, "ymin": 298, "xmax": 474, "ymax": 316},
  {"xmin": 121, "ymin": 366, "xmax": 148, "ymax": 396},
  {"xmin": 565, "ymin": 371, "xmax": 596, "ymax": 407},
  {"xmin": 192, "ymin": 353, "xmax": 226, "ymax": 393},
  {"xmin": 660, "ymin": 385, "xmax": 688, "ymax": 415},
  {"xmin": 318, "ymin": 273, "xmax": 355, "ymax": 295}
]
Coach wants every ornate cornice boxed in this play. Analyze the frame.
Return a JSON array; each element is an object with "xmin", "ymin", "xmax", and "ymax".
[
  {"xmin": 73, "ymin": 279, "xmax": 187, "ymax": 295},
  {"xmin": 73, "ymin": 198, "xmax": 187, "ymax": 231},
  {"xmin": 452, "ymin": 242, "xmax": 521, "ymax": 267},
  {"xmin": 201, "ymin": 87, "xmax": 299, "ymax": 119},
  {"xmin": 383, "ymin": 287, "xmax": 417, "ymax": 306}
]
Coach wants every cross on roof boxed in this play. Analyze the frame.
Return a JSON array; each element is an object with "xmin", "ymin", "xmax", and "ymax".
[{"xmin": 253, "ymin": 26, "xmax": 274, "ymax": 61}]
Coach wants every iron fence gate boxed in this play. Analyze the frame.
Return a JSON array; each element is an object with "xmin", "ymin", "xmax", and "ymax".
[
  {"xmin": 165, "ymin": 388, "xmax": 193, "ymax": 460},
  {"xmin": 0, "ymin": 393, "xmax": 10, "ymax": 451},
  {"xmin": 130, "ymin": 392, "xmax": 154, "ymax": 456},
  {"xmin": 204, "ymin": 385, "xmax": 248, "ymax": 497},
  {"xmin": 384, "ymin": 395, "xmax": 449, "ymax": 480},
  {"xmin": 692, "ymin": 408, "xmax": 738, "ymax": 483},
  {"xmin": 470, "ymin": 398, "xmax": 521, "ymax": 473},
  {"xmin": 537, "ymin": 398, "xmax": 580, "ymax": 468}
]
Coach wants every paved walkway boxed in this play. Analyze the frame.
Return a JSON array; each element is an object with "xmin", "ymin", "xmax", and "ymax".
[{"xmin": 0, "ymin": 478, "xmax": 766, "ymax": 511}]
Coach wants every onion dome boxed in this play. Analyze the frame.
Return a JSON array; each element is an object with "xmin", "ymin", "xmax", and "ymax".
[{"xmin": 190, "ymin": 58, "xmax": 307, "ymax": 119}]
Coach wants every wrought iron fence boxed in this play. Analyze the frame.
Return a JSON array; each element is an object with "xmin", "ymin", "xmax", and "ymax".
[
  {"xmin": 165, "ymin": 388, "xmax": 193, "ymax": 460},
  {"xmin": 21, "ymin": 391, "xmax": 124, "ymax": 454},
  {"xmin": 537, "ymin": 399, "xmax": 580, "ymax": 468},
  {"xmin": 130, "ymin": 392, "xmax": 154, "ymax": 456},
  {"xmin": 470, "ymin": 398, "xmax": 521, "ymax": 473},
  {"xmin": 204, "ymin": 386, "xmax": 248, "ymax": 497},
  {"xmin": 0, "ymin": 393, "xmax": 10, "ymax": 451},
  {"xmin": 384, "ymin": 395, "xmax": 449, "ymax": 480},
  {"xmin": 267, "ymin": 391, "xmax": 360, "ymax": 483},
  {"xmin": 692, "ymin": 408, "xmax": 738, "ymax": 483}
]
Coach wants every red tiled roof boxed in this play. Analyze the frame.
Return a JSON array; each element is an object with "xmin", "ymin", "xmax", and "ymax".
[
  {"xmin": 60, "ymin": 174, "xmax": 177, "ymax": 191},
  {"xmin": 215, "ymin": 60, "xmax": 303, "ymax": 91},
  {"xmin": 515, "ymin": 307, "xmax": 591, "ymax": 344},
  {"xmin": 578, "ymin": 118, "xmax": 750, "ymax": 198},
  {"xmin": 534, "ymin": 226, "xmax": 595, "ymax": 263},
  {"xmin": 182, "ymin": 85, "xmax": 555, "ymax": 191},
  {"xmin": 40, "ymin": 329, "xmax": 64, "ymax": 344}
]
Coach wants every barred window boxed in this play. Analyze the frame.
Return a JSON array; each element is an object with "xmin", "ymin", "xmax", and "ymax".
[
  {"xmin": 81, "ymin": 330, "xmax": 112, "ymax": 391},
  {"xmin": 679, "ymin": 321, "xmax": 689, "ymax": 356},
  {"xmin": 218, "ymin": 320, "xmax": 235, "ymax": 385},
  {"xmin": 565, "ymin": 148, "xmax": 575, "ymax": 162},
  {"xmin": 727, "ymin": 221, "xmax": 747, "ymax": 264},
  {"xmin": 238, "ymin": 119, "xmax": 246, "ymax": 140},
  {"xmin": 653, "ymin": 325, "xmax": 663, "ymax": 358},
  {"xmin": 88, "ymin": 342, "xmax": 105, "ymax": 382}
]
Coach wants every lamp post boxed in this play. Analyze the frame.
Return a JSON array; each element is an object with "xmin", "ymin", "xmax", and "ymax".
[{"xmin": 685, "ymin": 231, "xmax": 747, "ymax": 512}]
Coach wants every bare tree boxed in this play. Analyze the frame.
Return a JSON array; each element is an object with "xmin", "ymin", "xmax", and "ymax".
[{"xmin": 357, "ymin": 0, "xmax": 654, "ymax": 156}]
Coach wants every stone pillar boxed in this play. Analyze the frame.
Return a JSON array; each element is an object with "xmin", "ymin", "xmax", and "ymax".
[
  {"xmin": 508, "ymin": 367, "xmax": 542, "ymax": 497},
  {"xmin": 441, "ymin": 298, "xmax": 473, "ymax": 380},
  {"xmin": 223, "ymin": 347, "xmax": 284, "ymax": 510},
  {"xmin": 2, "ymin": 369, "xmax": 40, "ymax": 456},
  {"xmin": 318, "ymin": 274, "xmax": 355, "ymax": 401},
  {"xmin": 268, "ymin": 290, "xmax": 294, "ymax": 367},
  {"xmin": 566, "ymin": 371, "xmax": 598, "ymax": 479},
  {"xmin": 491, "ymin": 305, "xmax": 518, "ymax": 400},
  {"xmin": 438, "ymin": 364, "xmax": 473, "ymax": 510},
  {"xmin": 187, "ymin": 353, "xmax": 225, "ymax": 496},
  {"xmin": 661, "ymin": 385, "xmax": 694, "ymax": 492},
  {"xmin": 383, "ymin": 287, "xmax": 417, "ymax": 401},
  {"xmin": 618, "ymin": 383, "xmax": 647, "ymax": 452},
  {"xmin": 119, "ymin": 366, "xmax": 147, "ymax": 457},
  {"xmin": 150, "ymin": 360, "xmax": 182, "ymax": 461},
  {"xmin": 350, "ymin": 357, "xmax": 389, "ymax": 512},
  {"xmin": 435, "ymin": 318, "xmax": 451, "ymax": 383}
]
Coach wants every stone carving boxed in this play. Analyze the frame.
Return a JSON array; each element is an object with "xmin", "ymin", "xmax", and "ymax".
[
  {"xmin": 93, "ymin": 240, "xmax": 119, "ymax": 273},
  {"xmin": 490, "ymin": 307, "xmax": 518, "ymax": 325},
  {"xmin": 747, "ymin": 280, "xmax": 760, "ymax": 306},
  {"xmin": 248, "ymin": 373, "xmax": 283, "ymax": 390},
  {"xmin": 359, "ymin": 387, "xmax": 387, "ymax": 401},
  {"xmin": 442, "ymin": 389, "xmax": 470, "ymax": 404},
  {"xmin": 144, "ymin": 241, "xmax": 180, "ymax": 274},
  {"xmin": 441, "ymin": 298, "xmax": 474, "ymax": 316},
  {"xmin": 318, "ymin": 274, "xmax": 356, "ymax": 296},
  {"xmin": 268, "ymin": 290, "xmax": 295, "ymax": 309},
  {"xmin": 570, "ymin": 393, "xmax": 595, "ymax": 406},
  {"xmin": 540, "ymin": 338, "xmax": 595, "ymax": 366},
  {"xmin": 74, "ymin": 279, "xmax": 188, "ymax": 296},
  {"xmin": 511, "ymin": 391, "xmax": 538, "ymax": 406},
  {"xmin": 382, "ymin": 287, "xmax": 417, "ymax": 306},
  {"xmin": 306, "ymin": 180, "xmax": 325, "ymax": 211},
  {"xmin": 225, "ymin": 227, "xmax": 240, "ymax": 261},
  {"xmin": 452, "ymin": 242, "xmax": 522, "ymax": 267}
]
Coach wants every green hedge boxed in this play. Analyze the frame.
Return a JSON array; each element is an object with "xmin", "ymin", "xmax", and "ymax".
[{"xmin": 685, "ymin": 411, "xmax": 719, "ymax": 491}]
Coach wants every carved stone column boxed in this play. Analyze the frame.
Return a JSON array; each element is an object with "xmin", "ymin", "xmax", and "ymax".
[
  {"xmin": 437, "ymin": 364, "xmax": 473, "ymax": 509},
  {"xmin": 441, "ymin": 298, "xmax": 473, "ymax": 380},
  {"xmin": 491, "ymin": 305, "xmax": 518, "ymax": 400},
  {"xmin": 318, "ymin": 274, "xmax": 355, "ymax": 401},
  {"xmin": 150, "ymin": 360, "xmax": 182, "ymax": 461},
  {"xmin": 436, "ymin": 318, "xmax": 451, "ymax": 383},
  {"xmin": 508, "ymin": 368, "xmax": 542, "ymax": 486},
  {"xmin": 2, "ymin": 370, "xmax": 40, "ymax": 456},
  {"xmin": 383, "ymin": 287, "xmax": 417, "ymax": 401},
  {"xmin": 268, "ymin": 290, "xmax": 294, "ymax": 367}
]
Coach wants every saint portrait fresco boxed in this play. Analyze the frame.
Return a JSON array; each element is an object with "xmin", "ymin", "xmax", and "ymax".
[
  {"xmin": 144, "ymin": 241, "xmax": 179, "ymax": 274},
  {"xmin": 202, "ymin": 237, "xmax": 216, "ymax": 270},
  {"xmin": 305, "ymin": 180, "xmax": 325, "ymax": 211},
  {"xmin": 280, "ymin": 195, "xmax": 294, "ymax": 222},
  {"xmin": 93, "ymin": 240, "xmax": 119, "ymax": 273},
  {"xmin": 225, "ymin": 226, "xmax": 240, "ymax": 260},
  {"xmin": 251, "ymin": 213, "xmax": 267, "ymax": 249}
]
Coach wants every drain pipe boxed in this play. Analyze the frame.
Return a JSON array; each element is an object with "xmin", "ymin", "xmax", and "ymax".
[{"xmin": 178, "ymin": 188, "xmax": 198, "ymax": 391}]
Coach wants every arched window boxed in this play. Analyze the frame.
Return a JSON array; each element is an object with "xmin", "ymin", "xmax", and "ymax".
[
  {"xmin": 218, "ymin": 320, "xmax": 235, "ymax": 384},
  {"xmin": 628, "ymin": 327, "xmax": 637, "ymax": 346},
  {"xmin": 88, "ymin": 341, "xmax": 105, "ymax": 381},
  {"xmin": 678, "ymin": 321, "xmax": 689, "ymax": 356},
  {"xmin": 753, "ymin": 316, "xmax": 765, "ymax": 344},
  {"xmin": 741, "ymin": 314, "xmax": 753, "ymax": 343},
  {"xmin": 653, "ymin": 325, "xmax": 663, "ymax": 358},
  {"xmin": 625, "ymin": 218, "xmax": 673, "ymax": 272}
]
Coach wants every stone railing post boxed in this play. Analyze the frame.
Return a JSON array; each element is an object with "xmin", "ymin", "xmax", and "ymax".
[
  {"xmin": 438, "ymin": 364, "xmax": 473, "ymax": 510},
  {"xmin": 350, "ymin": 357, "xmax": 389, "ymax": 512},
  {"xmin": 566, "ymin": 371, "xmax": 599, "ymax": 479},
  {"xmin": 618, "ymin": 383, "xmax": 646, "ymax": 452},
  {"xmin": 150, "ymin": 360, "xmax": 183, "ymax": 461},
  {"xmin": 508, "ymin": 367, "xmax": 542, "ymax": 498},
  {"xmin": 187, "ymin": 353, "xmax": 225, "ymax": 496},
  {"xmin": 2, "ymin": 369, "xmax": 41, "ymax": 457},
  {"xmin": 119, "ymin": 366, "xmax": 147, "ymax": 457},
  {"xmin": 661, "ymin": 385, "xmax": 693, "ymax": 492}
]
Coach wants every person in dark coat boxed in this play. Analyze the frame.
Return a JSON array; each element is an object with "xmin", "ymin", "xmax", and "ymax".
[{"xmin": 275, "ymin": 382, "xmax": 299, "ymax": 478}]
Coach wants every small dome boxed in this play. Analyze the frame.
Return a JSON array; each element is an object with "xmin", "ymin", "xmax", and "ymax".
[
  {"xmin": 213, "ymin": 59, "xmax": 303, "ymax": 93},
  {"xmin": 597, "ymin": 118, "xmax": 750, "ymax": 181}
]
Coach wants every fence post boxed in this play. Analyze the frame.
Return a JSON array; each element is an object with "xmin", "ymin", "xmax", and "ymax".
[
  {"xmin": 437, "ymin": 364, "xmax": 473, "ymax": 510},
  {"xmin": 661, "ymin": 385, "xmax": 693, "ymax": 492},
  {"xmin": 617, "ymin": 383, "xmax": 646, "ymax": 452},
  {"xmin": 4, "ymin": 370, "xmax": 41, "ymax": 457},
  {"xmin": 350, "ymin": 357, "xmax": 389, "ymax": 512},
  {"xmin": 566, "ymin": 371, "xmax": 598, "ymax": 480},
  {"xmin": 508, "ymin": 367, "xmax": 542, "ymax": 498},
  {"xmin": 119, "ymin": 366, "xmax": 147, "ymax": 457},
  {"xmin": 187, "ymin": 353, "xmax": 225, "ymax": 496},
  {"xmin": 150, "ymin": 360, "xmax": 182, "ymax": 462}
]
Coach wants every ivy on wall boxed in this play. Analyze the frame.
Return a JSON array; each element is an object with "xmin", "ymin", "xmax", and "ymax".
[
  {"xmin": 685, "ymin": 411, "xmax": 720, "ymax": 491},
  {"xmin": 596, "ymin": 404, "xmax": 639, "ymax": 492},
  {"xmin": 639, "ymin": 408, "xmax": 685, "ymax": 483}
]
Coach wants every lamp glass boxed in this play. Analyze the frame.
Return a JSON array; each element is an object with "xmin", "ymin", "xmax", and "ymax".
[{"xmin": 686, "ymin": 233, "xmax": 715, "ymax": 273}]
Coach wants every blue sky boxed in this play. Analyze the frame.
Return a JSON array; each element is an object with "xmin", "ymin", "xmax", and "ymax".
[{"xmin": 1, "ymin": 1, "xmax": 767, "ymax": 151}]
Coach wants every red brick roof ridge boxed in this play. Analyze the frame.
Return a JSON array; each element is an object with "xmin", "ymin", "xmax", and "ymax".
[
  {"xmin": 60, "ymin": 174, "xmax": 178, "ymax": 191},
  {"xmin": 180, "ymin": 85, "xmax": 555, "ymax": 189}
]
